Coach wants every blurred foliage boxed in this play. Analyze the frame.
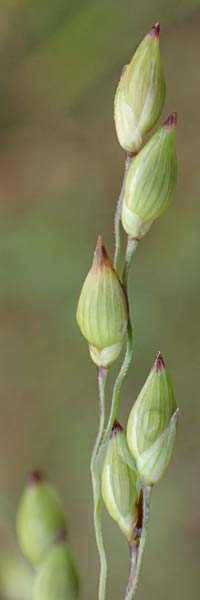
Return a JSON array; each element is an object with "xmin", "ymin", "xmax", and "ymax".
[{"xmin": 0, "ymin": 0, "xmax": 200, "ymax": 598}]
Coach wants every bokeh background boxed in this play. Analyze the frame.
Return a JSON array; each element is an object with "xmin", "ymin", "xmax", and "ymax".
[{"xmin": 0, "ymin": 0, "xmax": 199, "ymax": 598}]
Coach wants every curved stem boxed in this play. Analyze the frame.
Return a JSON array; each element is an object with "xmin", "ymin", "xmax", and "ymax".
[
  {"xmin": 105, "ymin": 317, "xmax": 133, "ymax": 435},
  {"xmin": 90, "ymin": 367, "xmax": 108, "ymax": 600},
  {"xmin": 105, "ymin": 237, "xmax": 138, "ymax": 436},
  {"xmin": 92, "ymin": 238, "xmax": 138, "ymax": 600},
  {"xmin": 90, "ymin": 169, "xmax": 138, "ymax": 599},
  {"xmin": 114, "ymin": 156, "xmax": 133, "ymax": 275},
  {"xmin": 93, "ymin": 367, "xmax": 108, "ymax": 458},
  {"xmin": 124, "ymin": 486, "xmax": 153, "ymax": 599}
]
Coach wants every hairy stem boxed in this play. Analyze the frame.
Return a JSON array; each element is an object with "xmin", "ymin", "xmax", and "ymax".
[
  {"xmin": 125, "ymin": 486, "xmax": 153, "ymax": 599},
  {"xmin": 114, "ymin": 156, "xmax": 133, "ymax": 275},
  {"xmin": 90, "ymin": 367, "xmax": 108, "ymax": 600}
]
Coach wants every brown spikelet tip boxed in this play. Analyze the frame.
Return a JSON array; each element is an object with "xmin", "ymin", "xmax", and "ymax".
[
  {"xmin": 28, "ymin": 469, "xmax": 46, "ymax": 485},
  {"xmin": 110, "ymin": 420, "xmax": 123, "ymax": 437},
  {"xmin": 154, "ymin": 351, "xmax": 165, "ymax": 372},
  {"xmin": 92, "ymin": 235, "xmax": 113, "ymax": 270},
  {"xmin": 163, "ymin": 112, "xmax": 177, "ymax": 128},
  {"xmin": 148, "ymin": 22, "xmax": 160, "ymax": 38},
  {"xmin": 54, "ymin": 528, "xmax": 67, "ymax": 546}
]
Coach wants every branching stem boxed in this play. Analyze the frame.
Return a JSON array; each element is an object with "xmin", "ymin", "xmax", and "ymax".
[
  {"xmin": 114, "ymin": 155, "xmax": 133, "ymax": 275},
  {"xmin": 91, "ymin": 165, "xmax": 139, "ymax": 600},
  {"xmin": 105, "ymin": 237, "xmax": 138, "ymax": 436}
]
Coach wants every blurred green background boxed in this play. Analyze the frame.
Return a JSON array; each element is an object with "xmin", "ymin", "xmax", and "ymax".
[{"xmin": 0, "ymin": 0, "xmax": 199, "ymax": 598}]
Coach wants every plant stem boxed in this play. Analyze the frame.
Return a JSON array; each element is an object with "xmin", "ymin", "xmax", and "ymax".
[
  {"xmin": 105, "ymin": 237, "xmax": 138, "ymax": 436},
  {"xmin": 122, "ymin": 237, "xmax": 139, "ymax": 291},
  {"xmin": 124, "ymin": 545, "xmax": 138, "ymax": 600},
  {"xmin": 114, "ymin": 155, "xmax": 133, "ymax": 275},
  {"xmin": 90, "ymin": 367, "xmax": 108, "ymax": 600},
  {"xmin": 124, "ymin": 486, "xmax": 153, "ymax": 599},
  {"xmin": 105, "ymin": 318, "xmax": 133, "ymax": 435},
  {"xmin": 91, "ymin": 203, "xmax": 138, "ymax": 600}
]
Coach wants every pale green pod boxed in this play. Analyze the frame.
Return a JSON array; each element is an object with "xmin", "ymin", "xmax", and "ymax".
[
  {"xmin": 122, "ymin": 113, "xmax": 177, "ymax": 239},
  {"xmin": 16, "ymin": 471, "xmax": 65, "ymax": 565},
  {"xmin": 101, "ymin": 421, "xmax": 138, "ymax": 542},
  {"xmin": 127, "ymin": 352, "xmax": 179, "ymax": 485},
  {"xmin": 76, "ymin": 236, "xmax": 128, "ymax": 368},
  {"xmin": 114, "ymin": 23, "xmax": 165, "ymax": 154},
  {"xmin": 34, "ymin": 536, "xmax": 79, "ymax": 600}
]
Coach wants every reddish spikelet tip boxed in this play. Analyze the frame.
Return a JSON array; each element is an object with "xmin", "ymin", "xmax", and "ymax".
[
  {"xmin": 93, "ymin": 235, "xmax": 113, "ymax": 270},
  {"xmin": 154, "ymin": 351, "xmax": 165, "ymax": 372},
  {"xmin": 110, "ymin": 420, "xmax": 123, "ymax": 437},
  {"xmin": 54, "ymin": 528, "xmax": 67, "ymax": 546},
  {"xmin": 148, "ymin": 22, "xmax": 160, "ymax": 38},
  {"xmin": 163, "ymin": 112, "xmax": 177, "ymax": 128},
  {"xmin": 28, "ymin": 469, "xmax": 46, "ymax": 486}
]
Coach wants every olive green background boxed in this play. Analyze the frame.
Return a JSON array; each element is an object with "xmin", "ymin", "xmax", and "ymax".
[{"xmin": 0, "ymin": 1, "xmax": 199, "ymax": 598}]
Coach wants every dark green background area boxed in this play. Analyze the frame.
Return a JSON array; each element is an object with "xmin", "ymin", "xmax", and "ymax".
[{"xmin": 0, "ymin": 1, "xmax": 199, "ymax": 598}]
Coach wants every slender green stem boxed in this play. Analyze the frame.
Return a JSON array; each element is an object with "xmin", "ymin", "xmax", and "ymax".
[
  {"xmin": 105, "ymin": 318, "xmax": 133, "ymax": 435},
  {"xmin": 124, "ymin": 486, "xmax": 153, "ymax": 599},
  {"xmin": 92, "ymin": 367, "xmax": 108, "ymax": 457},
  {"xmin": 92, "ymin": 238, "xmax": 138, "ymax": 600},
  {"xmin": 124, "ymin": 545, "xmax": 138, "ymax": 600},
  {"xmin": 91, "ymin": 208, "xmax": 138, "ymax": 600},
  {"xmin": 114, "ymin": 156, "xmax": 133, "ymax": 275},
  {"xmin": 105, "ymin": 237, "xmax": 138, "ymax": 437},
  {"xmin": 90, "ymin": 367, "xmax": 108, "ymax": 600}
]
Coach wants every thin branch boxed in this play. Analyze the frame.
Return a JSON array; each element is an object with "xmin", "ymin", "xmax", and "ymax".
[{"xmin": 90, "ymin": 367, "xmax": 108, "ymax": 600}]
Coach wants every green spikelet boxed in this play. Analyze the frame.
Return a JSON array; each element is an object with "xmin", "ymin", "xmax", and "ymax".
[
  {"xmin": 34, "ymin": 533, "xmax": 79, "ymax": 600},
  {"xmin": 16, "ymin": 471, "xmax": 65, "ymax": 565},
  {"xmin": 101, "ymin": 421, "xmax": 139, "ymax": 543},
  {"xmin": 114, "ymin": 23, "xmax": 165, "ymax": 153},
  {"xmin": 127, "ymin": 353, "xmax": 179, "ymax": 485},
  {"xmin": 122, "ymin": 113, "xmax": 177, "ymax": 239},
  {"xmin": 76, "ymin": 236, "xmax": 128, "ymax": 368}
]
